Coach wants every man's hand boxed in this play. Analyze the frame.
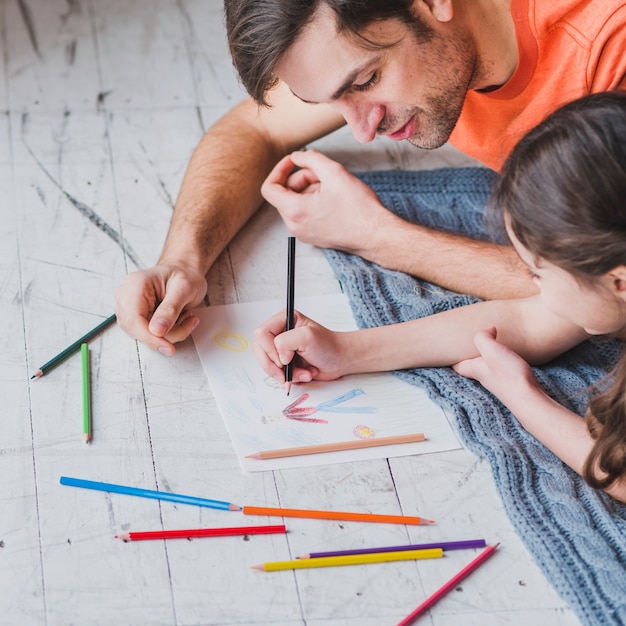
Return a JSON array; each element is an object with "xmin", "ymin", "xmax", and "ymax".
[
  {"xmin": 114, "ymin": 264, "xmax": 208, "ymax": 355},
  {"xmin": 261, "ymin": 149, "xmax": 397, "ymax": 256}
]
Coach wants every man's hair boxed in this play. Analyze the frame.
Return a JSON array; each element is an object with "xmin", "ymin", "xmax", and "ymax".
[{"xmin": 224, "ymin": 0, "xmax": 426, "ymax": 106}]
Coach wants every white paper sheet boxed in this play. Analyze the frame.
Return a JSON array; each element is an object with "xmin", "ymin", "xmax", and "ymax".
[{"xmin": 192, "ymin": 294, "xmax": 461, "ymax": 471}]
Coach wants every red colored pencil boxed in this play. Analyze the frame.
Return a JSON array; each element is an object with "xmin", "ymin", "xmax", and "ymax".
[
  {"xmin": 397, "ymin": 543, "xmax": 500, "ymax": 625},
  {"xmin": 115, "ymin": 524, "xmax": 286, "ymax": 542}
]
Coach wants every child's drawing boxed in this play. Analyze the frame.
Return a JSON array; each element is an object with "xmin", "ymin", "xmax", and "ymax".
[
  {"xmin": 192, "ymin": 294, "xmax": 461, "ymax": 471},
  {"xmin": 212, "ymin": 330, "xmax": 249, "ymax": 352},
  {"xmin": 353, "ymin": 425, "xmax": 376, "ymax": 439},
  {"xmin": 283, "ymin": 389, "xmax": 377, "ymax": 424}
]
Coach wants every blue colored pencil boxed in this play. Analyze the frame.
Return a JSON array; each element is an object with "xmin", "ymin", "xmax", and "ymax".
[
  {"xmin": 298, "ymin": 539, "xmax": 486, "ymax": 559},
  {"xmin": 60, "ymin": 476, "xmax": 241, "ymax": 511}
]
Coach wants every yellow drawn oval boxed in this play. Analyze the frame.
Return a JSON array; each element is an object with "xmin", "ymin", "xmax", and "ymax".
[{"xmin": 212, "ymin": 330, "xmax": 249, "ymax": 353}]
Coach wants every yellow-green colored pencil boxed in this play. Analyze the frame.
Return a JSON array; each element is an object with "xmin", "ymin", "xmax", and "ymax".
[
  {"xmin": 251, "ymin": 547, "xmax": 443, "ymax": 571},
  {"xmin": 81, "ymin": 343, "xmax": 92, "ymax": 444}
]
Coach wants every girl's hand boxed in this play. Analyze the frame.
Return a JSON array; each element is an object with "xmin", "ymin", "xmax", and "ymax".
[
  {"xmin": 453, "ymin": 327, "xmax": 542, "ymax": 410},
  {"xmin": 253, "ymin": 310, "xmax": 350, "ymax": 384}
]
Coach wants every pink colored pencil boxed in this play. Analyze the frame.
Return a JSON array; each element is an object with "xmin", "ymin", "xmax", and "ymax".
[
  {"xmin": 115, "ymin": 524, "xmax": 286, "ymax": 542},
  {"xmin": 397, "ymin": 543, "xmax": 500, "ymax": 625}
]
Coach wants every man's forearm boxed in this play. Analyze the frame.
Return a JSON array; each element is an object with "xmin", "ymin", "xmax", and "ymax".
[
  {"xmin": 367, "ymin": 217, "xmax": 538, "ymax": 300},
  {"xmin": 158, "ymin": 107, "xmax": 284, "ymax": 275},
  {"xmin": 159, "ymin": 88, "xmax": 345, "ymax": 276}
]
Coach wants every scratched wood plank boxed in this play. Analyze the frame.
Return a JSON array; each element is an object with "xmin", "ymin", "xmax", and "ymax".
[
  {"xmin": 0, "ymin": 1, "xmax": 584, "ymax": 625},
  {"xmin": 92, "ymin": 0, "xmax": 200, "ymax": 110},
  {"xmin": 4, "ymin": 0, "xmax": 100, "ymax": 112},
  {"xmin": 390, "ymin": 453, "xmax": 578, "ymax": 620},
  {"xmin": 0, "ymin": 126, "xmax": 48, "ymax": 626},
  {"xmin": 167, "ymin": 0, "xmax": 248, "ymax": 106},
  {"xmin": 12, "ymin": 121, "xmax": 176, "ymax": 623}
]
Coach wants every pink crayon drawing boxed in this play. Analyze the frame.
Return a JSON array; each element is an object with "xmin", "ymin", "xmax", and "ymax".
[{"xmin": 283, "ymin": 389, "xmax": 376, "ymax": 424}]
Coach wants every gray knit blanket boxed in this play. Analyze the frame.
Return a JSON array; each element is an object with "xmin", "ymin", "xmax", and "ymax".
[{"xmin": 323, "ymin": 168, "xmax": 626, "ymax": 626}]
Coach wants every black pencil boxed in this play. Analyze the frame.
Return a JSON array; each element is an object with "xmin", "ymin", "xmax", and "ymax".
[
  {"xmin": 31, "ymin": 313, "xmax": 117, "ymax": 379},
  {"xmin": 285, "ymin": 236, "xmax": 296, "ymax": 395}
]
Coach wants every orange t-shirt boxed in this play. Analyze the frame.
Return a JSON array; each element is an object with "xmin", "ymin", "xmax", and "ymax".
[{"xmin": 449, "ymin": 0, "xmax": 626, "ymax": 171}]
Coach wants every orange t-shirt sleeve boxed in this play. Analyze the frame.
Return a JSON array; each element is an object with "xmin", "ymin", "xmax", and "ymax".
[
  {"xmin": 449, "ymin": 1, "xmax": 626, "ymax": 171},
  {"xmin": 590, "ymin": 6, "xmax": 626, "ymax": 91}
]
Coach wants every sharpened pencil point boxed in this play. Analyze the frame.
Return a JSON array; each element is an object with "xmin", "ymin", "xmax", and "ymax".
[
  {"xmin": 229, "ymin": 503, "xmax": 243, "ymax": 511},
  {"xmin": 250, "ymin": 564, "xmax": 264, "ymax": 570},
  {"xmin": 31, "ymin": 370, "xmax": 43, "ymax": 379},
  {"xmin": 286, "ymin": 381, "xmax": 291, "ymax": 396}
]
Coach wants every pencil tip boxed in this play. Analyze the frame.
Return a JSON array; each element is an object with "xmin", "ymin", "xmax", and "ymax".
[
  {"xmin": 229, "ymin": 503, "xmax": 243, "ymax": 511},
  {"xmin": 245, "ymin": 453, "xmax": 261, "ymax": 459},
  {"xmin": 250, "ymin": 564, "xmax": 263, "ymax": 570},
  {"xmin": 31, "ymin": 370, "xmax": 42, "ymax": 379},
  {"xmin": 286, "ymin": 382, "xmax": 291, "ymax": 396}
]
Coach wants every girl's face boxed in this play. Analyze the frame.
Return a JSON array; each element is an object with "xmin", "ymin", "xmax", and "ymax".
[{"xmin": 507, "ymin": 225, "xmax": 626, "ymax": 337}]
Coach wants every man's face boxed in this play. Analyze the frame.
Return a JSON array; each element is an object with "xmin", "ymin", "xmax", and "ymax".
[{"xmin": 274, "ymin": 4, "xmax": 477, "ymax": 149}]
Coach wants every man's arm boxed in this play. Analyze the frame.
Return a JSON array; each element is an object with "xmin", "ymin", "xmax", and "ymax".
[
  {"xmin": 368, "ymin": 217, "xmax": 537, "ymax": 299},
  {"xmin": 114, "ymin": 83, "xmax": 345, "ymax": 353},
  {"xmin": 262, "ymin": 149, "xmax": 537, "ymax": 301}
]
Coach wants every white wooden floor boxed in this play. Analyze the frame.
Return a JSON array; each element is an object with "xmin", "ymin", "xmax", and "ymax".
[{"xmin": 2, "ymin": 2, "xmax": 582, "ymax": 625}]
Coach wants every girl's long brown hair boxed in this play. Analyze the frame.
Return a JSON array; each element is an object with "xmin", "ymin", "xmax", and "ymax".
[{"xmin": 490, "ymin": 91, "xmax": 626, "ymax": 490}]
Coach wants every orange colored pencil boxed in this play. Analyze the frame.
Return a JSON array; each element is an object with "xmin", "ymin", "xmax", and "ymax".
[
  {"xmin": 242, "ymin": 506, "xmax": 434, "ymax": 525},
  {"xmin": 246, "ymin": 433, "xmax": 426, "ymax": 459}
]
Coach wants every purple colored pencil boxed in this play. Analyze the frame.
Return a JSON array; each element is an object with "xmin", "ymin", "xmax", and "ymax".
[{"xmin": 298, "ymin": 539, "xmax": 486, "ymax": 559}]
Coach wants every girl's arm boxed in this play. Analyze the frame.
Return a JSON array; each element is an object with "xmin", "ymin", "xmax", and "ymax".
[
  {"xmin": 454, "ymin": 329, "xmax": 626, "ymax": 503},
  {"xmin": 253, "ymin": 295, "xmax": 589, "ymax": 383}
]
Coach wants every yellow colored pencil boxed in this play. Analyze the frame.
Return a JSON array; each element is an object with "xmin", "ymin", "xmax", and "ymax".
[{"xmin": 251, "ymin": 547, "xmax": 443, "ymax": 571}]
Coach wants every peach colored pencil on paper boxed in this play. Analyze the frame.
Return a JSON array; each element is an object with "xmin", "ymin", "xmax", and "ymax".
[
  {"xmin": 246, "ymin": 433, "xmax": 426, "ymax": 459},
  {"xmin": 242, "ymin": 505, "xmax": 434, "ymax": 525}
]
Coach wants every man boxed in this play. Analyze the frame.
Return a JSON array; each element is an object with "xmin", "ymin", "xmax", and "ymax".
[{"xmin": 114, "ymin": 0, "xmax": 626, "ymax": 355}]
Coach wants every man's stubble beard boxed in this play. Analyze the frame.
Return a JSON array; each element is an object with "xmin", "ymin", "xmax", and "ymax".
[{"xmin": 406, "ymin": 28, "xmax": 481, "ymax": 150}]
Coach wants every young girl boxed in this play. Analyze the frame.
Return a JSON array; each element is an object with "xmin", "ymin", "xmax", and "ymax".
[{"xmin": 253, "ymin": 91, "xmax": 626, "ymax": 502}]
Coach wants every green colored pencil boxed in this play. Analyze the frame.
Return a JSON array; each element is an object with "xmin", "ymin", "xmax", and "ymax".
[
  {"xmin": 81, "ymin": 343, "xmax": 92, "ymax": 443},
  {"xmin": 31, "ymin": 313, "xmax": 116, "ymax": 378}
]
